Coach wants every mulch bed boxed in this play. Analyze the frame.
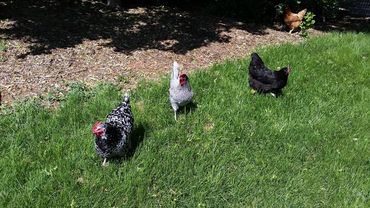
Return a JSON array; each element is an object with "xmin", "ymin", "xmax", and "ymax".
[{"xmin": 0, "ymin": 2, "xmax": 313, "ymax": 105}]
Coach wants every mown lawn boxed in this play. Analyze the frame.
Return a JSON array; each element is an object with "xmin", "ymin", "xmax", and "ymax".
[{"xmin": 1, "ymin": 33, "xmax": 369, "ymax": 207}]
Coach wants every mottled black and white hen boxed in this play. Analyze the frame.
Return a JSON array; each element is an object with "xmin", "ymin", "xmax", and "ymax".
[
  {"xmin": 91, "ymin": 94, "xmax": 134, "ymax": 166},
  {"xmin": 249, "ymin": 52, "xmax": 291, "ymax": 97}
]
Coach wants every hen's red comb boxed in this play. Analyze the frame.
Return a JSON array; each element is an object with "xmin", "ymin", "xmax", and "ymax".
[{"xmin": 92, "ymin": 121, "xmax": 103, "ymax": 133}]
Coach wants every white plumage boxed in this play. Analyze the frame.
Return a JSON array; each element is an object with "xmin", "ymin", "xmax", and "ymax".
[{"xmin": 169, "ymin": 61, "xmax": 193, "ymax": 120}]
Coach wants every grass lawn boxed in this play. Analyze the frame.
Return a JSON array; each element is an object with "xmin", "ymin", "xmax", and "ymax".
[{"xmin": 1, "ymin": 32, "xmax": 369, "ymax": 207}]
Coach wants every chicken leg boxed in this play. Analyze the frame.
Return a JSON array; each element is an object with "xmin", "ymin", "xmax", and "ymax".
[
  {"xmin": 171, "ymin": 102, "xmax": 179, "ymax": 121},
  {"xmin": 102, "ymin": 158, "xmax": 108, "ymax": 167}
]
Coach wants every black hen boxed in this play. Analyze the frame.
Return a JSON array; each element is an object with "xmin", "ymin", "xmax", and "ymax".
[
  {"xmin": 91, "ymin": 94, "xmax": 134, "ymax": 166},
  {"xmin": 248, "ymin": 53, "xmax": 290, "ymax": 96}
]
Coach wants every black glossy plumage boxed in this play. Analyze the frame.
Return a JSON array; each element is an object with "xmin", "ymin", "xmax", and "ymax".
[{"xmin": 248, "ymin": 53, "xmax": 290, "ymax": 95}]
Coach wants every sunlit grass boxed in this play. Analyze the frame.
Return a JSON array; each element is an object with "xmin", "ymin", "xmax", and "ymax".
[{"xmin": 1, "ymin": 33, "xmax": 369, "ymax": 207}]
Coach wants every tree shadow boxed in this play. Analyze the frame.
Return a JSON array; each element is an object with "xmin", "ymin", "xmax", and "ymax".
[
  {"xmin": 311, "ymin": 0, "xmax": 370, "ymax": 33},
  {"xmin": 0, "ymin": 0, "xmax": 271, "ymax": 58},
  {"xmin": 315, "ymin": 16, "xmax": 370, "ymax": 33}
]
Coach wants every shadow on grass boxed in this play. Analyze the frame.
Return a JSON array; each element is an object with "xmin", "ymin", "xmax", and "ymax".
[
  {"xmin": 126, "ymin": 123, "xmax": 146, "ymax": 158},
  {"xmin": 178, "ymin": 101, "xmax": 197, "ymax": 116},
  {"xmin": 0, "ymin": 0, "xmax": 271, "ymax": 58}
]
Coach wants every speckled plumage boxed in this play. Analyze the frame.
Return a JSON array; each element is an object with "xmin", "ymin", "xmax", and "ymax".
[
  {"xmin": 169, "ymin": 61, "xmax": 193, "ymax": 120},
  {"xmin": 94, "ymin": 95, "xmax": 134, "ymax": 161}
]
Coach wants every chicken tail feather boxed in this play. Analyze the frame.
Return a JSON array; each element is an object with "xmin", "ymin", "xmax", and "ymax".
[
  {"xmin": 251, "ymin": 53, "xmax": 265, "ymax": 70},
  {"xmin": 297, "ymin": 8, "xmax": 307, "ymax": 20},
  {"xmin": 123, "ymin": 93, "xmax": 130, "ymax": 103},
  {"xmin": 172, "ymin": 61, "xmax": 180, "ymax": 79}
]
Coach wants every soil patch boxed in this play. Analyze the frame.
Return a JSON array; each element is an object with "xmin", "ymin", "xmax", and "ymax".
[{"xmin": 0, "ymin": 3, "xmax": 318, "ymax": 105}]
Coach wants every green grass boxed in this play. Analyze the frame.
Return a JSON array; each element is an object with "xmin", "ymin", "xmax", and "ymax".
[{"xmin": 1, "ymin": 32, "xmax": 370, "ymax": 207}]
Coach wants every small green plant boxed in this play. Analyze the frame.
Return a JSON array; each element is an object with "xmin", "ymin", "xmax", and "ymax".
[
  {"xmin": 0, "ymin": 40, "xmax": 5, "ymax": 51},
  {"xmin": 0, "ymin": 39, "xmax": 6, "ymax": 62},
  {"xmin": 116, "ymin": 74, "xmax": 129, "ymax": 84},
  {"xmin": 45, "ymin": 90, "xmax": 65, "ymax": 102},
  {"xmin": 300, "ymin": 11, "xmax": 316, "ymax": 37}
]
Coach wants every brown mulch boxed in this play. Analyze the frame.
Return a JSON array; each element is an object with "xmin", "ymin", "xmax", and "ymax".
[{"xmin": 0, "ymin": 4, "xmax": 320, "ymax": 106}]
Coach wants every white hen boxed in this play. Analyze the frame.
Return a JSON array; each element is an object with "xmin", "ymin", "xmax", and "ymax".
[{"xmin": 169, "ymin": 61, "xmax": 193, "ymax": 121}]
